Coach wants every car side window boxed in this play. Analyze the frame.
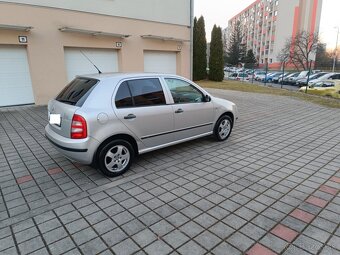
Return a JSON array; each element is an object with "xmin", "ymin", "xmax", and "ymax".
[
  {"xmin": 115, "ymin": 78, "xmax": 166, "ymax": 108},
  {"xmin": 127, "ymin": 79, "xmax": 166, "ymax": 107},
  {"xmin": 115, "ymin": 82, "xmax": 133, "ymax": 108},
  {"xmin": 322, "ymin": 82, "xmax": 334, "ymax": 87},
  {"xmin": 164, "ymin": 78, "xmax": 204, "ymax": 104}
]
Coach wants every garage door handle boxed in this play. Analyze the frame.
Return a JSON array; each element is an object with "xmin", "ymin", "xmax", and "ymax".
[
  {"xmin": 175, "ymin": 109, "xmax": 184, "ymax": 114},
  {"xmin": 124, "ymin": 114, "xmax": 136, "ymax": 120}
]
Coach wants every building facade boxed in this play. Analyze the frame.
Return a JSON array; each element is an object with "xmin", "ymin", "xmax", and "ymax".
[
  {"xmin": 226, "ymin": 0, "xmax": 323, "ymax": 68},
  {"xmin": 0, "ymin": 0, "xmax": 193, "ymax": 106}
]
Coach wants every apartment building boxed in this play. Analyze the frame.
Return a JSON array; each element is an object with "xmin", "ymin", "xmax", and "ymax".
[
  {"xmin": 226, "ymin": 0, "xmax": 323, "ymax": 68},
  {"xmin": 0, "ymin": 0, "xmax": 193, "ymax": 106}
]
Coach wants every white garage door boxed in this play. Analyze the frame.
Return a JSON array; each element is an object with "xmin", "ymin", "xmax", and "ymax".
[
  {"xmin": 144, "ymin": 51, "xmax": 177, "ymax": 74},
  {"xmin": 0, "ymin": 46, "xmax": 34, "ymax": 107},
  {"xmin": 64, "ymin": 48, "xmax": 118, "ymax": 81}
]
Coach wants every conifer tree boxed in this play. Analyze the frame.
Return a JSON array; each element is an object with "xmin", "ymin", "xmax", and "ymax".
[
  {"xmin": 209, "ymin": 25, "xmax": 224, "ymax": 81},
  {"xmin": 193, "ymin": 16, "xmax": 207, "ymax": 80},
  {"xmin": 244, "ymin": 49, "xmax": 257, "ymax": 68},
  {"xmin": 226, "ymin": 21, "xmax": 245, "ymax": 66}
]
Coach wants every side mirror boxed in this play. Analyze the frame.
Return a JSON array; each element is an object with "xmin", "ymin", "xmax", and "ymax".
[{"xmin": 205, "ymin": 95, "xmax": 211, "ymax": 102}]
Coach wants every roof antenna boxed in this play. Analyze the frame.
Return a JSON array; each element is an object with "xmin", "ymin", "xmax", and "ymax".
[{"xmin": 80, "ymin": 50, "xmax": 102, "ymax": 74}]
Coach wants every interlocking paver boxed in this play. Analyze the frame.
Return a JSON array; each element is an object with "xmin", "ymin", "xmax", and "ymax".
[
  {"xmin": 179, "ymin": 221, "xmax": 205, "ymax": 238},
  {"xmin": 163, "ymin": 230, "xmax": 190, "ymax": 248},
  {"xmin": 305, "ymin": 196, "xmax": 328, "ymax": 208},
  {"xmin": 18, "ymin": 236, "xmax": 44, "ymax": 255},
  {"xmin": 212, "ymin": 242, "xmax": 242, "ymax": 255},
  {"xmin": 72, "ymin": 227, "xmax": 98, "ymax": 246},
  {"xmin": 101, "ymin": 228, "xmax": 127, "ymax": 247},
  {"xmin": 79, "ymin": 237, "xmax": 107, "ymax": 255},
  {"xmin": 327, "ymin": 235, "xmax": 340, "ymax": 251},
  {"xmin": 293, "ymin": 235, "xmax": 323, "ymax": 254},
  {"xmin": 290, "ymin": 209, "xmax": 315, "ymax": 223},
  {"xmin": 42, "ymin": 226, "xmax": 68, "ymax": 245},
  {"xmin": 144, "ymin": 240, "xmax": 173, "ymax": 255},
  {"xmin": 270, "ymin": 224, "xmax": 299, "ymax": 242},
  {"xmin": 132, "ymin": 229, "xmax": 157, "ymax": 247},
  {"xmin": 177, "ymin": 240, "xmax": 206, "ymax": 255},
  {"xmin": 227, "ymin": 232, "xmax": 255, "ymax": 252},
  {"xmin": 246, "ymin": 243, "xmax": 278, "ymax": 255},
  {"xmin": 240, "ymin": 222, "xmax": 267, "ymax": 241},
  {"xmin": 48, "ymin": 237, "xmax": 76, "ymax": 255},
  {"xmin": 1, "ymin": 90, "xmax": 340, "ymax": 255},
  {"xmin": 14, "ymin": 226, "xmax": 39, "ymax": 244}
]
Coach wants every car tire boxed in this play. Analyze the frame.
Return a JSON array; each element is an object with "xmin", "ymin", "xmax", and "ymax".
[
  {"xmin": 97, "ymin": 139, "xmax": 134, "ymax": 177},
  {"xmin": 214, "ymin": 115, "xmax": 233, "ymax": 141}
]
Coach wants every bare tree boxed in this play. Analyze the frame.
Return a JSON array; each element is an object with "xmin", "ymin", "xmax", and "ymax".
[
  {"xmin": 277, "ymin": 41, "xmax": 291, "ymax": 70},
  {"xmin": 278, "ymin": 31, "xmax": 319, "ymax": 70}
]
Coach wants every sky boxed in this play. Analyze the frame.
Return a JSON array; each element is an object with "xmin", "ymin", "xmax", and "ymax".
[{"xmin": 194, "ymin": 0, "xmax": 340, "ymax": 50}]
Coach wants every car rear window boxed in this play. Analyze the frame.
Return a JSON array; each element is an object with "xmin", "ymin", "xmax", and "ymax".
[{"xmin": 56, "ymin": 78, "xmax": 98, "ymax": 106}]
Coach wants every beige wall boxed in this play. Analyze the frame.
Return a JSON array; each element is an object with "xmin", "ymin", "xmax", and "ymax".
[
  {"xmin": 0, "ymin": 3, "xmax": 191, "ymax": 105},
  {"xmin": 1, "ymin": 0, "xmax": 191, "ymax": 26}
]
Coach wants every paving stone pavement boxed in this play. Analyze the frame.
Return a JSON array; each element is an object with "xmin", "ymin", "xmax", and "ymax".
[{"xmin": 0, "ymin": 89, "xmax": 339, "ymax": 255}]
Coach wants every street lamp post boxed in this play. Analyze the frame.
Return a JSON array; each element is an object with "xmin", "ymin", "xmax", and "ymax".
[{"xmin": 332, "ymin": 26, "xmax": 339, "ymax": 72}]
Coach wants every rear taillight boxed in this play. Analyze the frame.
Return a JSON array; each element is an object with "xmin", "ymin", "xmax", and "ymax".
[{"xmin": 71, "ymin": 114, "xmax": 87, "ymax": 139}]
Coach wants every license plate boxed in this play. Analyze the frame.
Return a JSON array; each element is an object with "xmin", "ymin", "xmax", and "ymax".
[{"xmin": 49, "ymin": 113, "xmax": 61, "ymax": 126}]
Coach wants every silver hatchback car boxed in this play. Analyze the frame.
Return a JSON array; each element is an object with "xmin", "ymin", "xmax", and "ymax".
[{"xmin": 45, "ymin": 73, "xmax": 238, "ymax": 177}]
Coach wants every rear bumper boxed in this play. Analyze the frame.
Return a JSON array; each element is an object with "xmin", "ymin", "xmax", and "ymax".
[{"xmin": 45, "ymin": 124, "xmax": 99, "ymax": 164}]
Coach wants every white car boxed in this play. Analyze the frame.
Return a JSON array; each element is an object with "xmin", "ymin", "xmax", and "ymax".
[
  {"xmin": 308, "ymin": 73, "xmax": 340, "ymax": 85},
  {"xmin": 254, "ymin": 71, "xmax": 267, "ymax": 81}
]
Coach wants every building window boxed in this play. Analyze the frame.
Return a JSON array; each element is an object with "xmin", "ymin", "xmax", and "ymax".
[
  {"xmin": 274, "ymin": 11, "xmax": 278, "ymax": 16},
  {"xmin": 269, "ymin": 59, "xmax": 273, "ymax": 63},
  {"xmin": 275, "ymin": 0, "xmax": 279, "ymax": 6}
]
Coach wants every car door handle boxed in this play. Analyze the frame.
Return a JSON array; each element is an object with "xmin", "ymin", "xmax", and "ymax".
[
  {"xmin": 175, "ymin": 109, "xmax": 184, "ymax": 114},
  {"xmin": 124, "ymin": 114, "xmax": 136, "ymax": 120}
]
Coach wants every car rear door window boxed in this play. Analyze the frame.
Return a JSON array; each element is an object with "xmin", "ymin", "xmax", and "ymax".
[
  {"xmin": 115, "ymin": 78, "xmax": 166, "ymax": 108},
  {"xmin": 127, "ymin": 79, "xmax": 166, "ymax": 107},
  {"xmin": 164, "ymin": 78, "xmax": 204, "ymax": 104},
  {"xmin": 56, "ymin": 78, "xmax": 98, "ymax": 106},
  {"xmin": 115, "ymin": 82, "xmax": 133, "ymax": 108}
]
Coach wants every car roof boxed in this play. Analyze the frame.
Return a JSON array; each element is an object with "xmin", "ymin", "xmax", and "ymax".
[{"xmin": 76, "ymin": 72, "xmax": 183, "ymax": 81}]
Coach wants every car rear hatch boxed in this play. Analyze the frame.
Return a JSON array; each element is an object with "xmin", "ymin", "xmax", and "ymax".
[{"xmin": 48, "ymin": 77, "xmax": 98, "ymax": 138}]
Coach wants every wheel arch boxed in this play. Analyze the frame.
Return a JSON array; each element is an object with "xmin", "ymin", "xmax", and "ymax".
[
  {"xmin": 93, "ymin": 134, "xmax": 139, "ymax": 164},
  {"xmin": 218, "ymin": 111, "xmax": 235, "ymax": 125}
]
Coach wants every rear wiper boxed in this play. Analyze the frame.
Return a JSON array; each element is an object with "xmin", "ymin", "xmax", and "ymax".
[{"xmin": 57, "ymin": 99, "xmax": 76, "ymax": 105}]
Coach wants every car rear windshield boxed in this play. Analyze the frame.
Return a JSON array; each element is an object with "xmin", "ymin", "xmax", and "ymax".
[{"xmin": 56, "ymin": 78, "xmax": 98, "ymax": 106}]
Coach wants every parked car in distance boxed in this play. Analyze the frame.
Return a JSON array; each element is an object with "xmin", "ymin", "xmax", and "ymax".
[
  {"xmin": 254, "ymin": 71, "xmax": 267, "ymax": 81},
  {"xmin": 282, "ymin": 72, "xmax": 300, "ymax": 85},
  {"xmin": 273, "ymin": 73, "xmax": 290, "ymax": 83},
  {"xmin": 308, "ymin": 73, "xmax": 340, "ymax": 85},
  {"xmin": 295, "ymin": 72, "xmax": 327, "ymax": 87},
  {"xmin": 228, "ymin": 72, "xmax": 250, "ymax": 81},
  {"xmin": 45, "ymin": 73, "xmax": 239, "ymax": 177},
  {"xmin": 290, "ymin": 70, "xmax": 322, "ymax": 86},
  {"xmin": 264, "ymin": 72, "xmax": 282, "ymax": 83},
  {"xmin": 299, "ymin": 80, "xmax": 340, "ymax": 94},
  {"xmin": 236, "ymin": 72, "xmax": 250, "ymax": 81}
]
